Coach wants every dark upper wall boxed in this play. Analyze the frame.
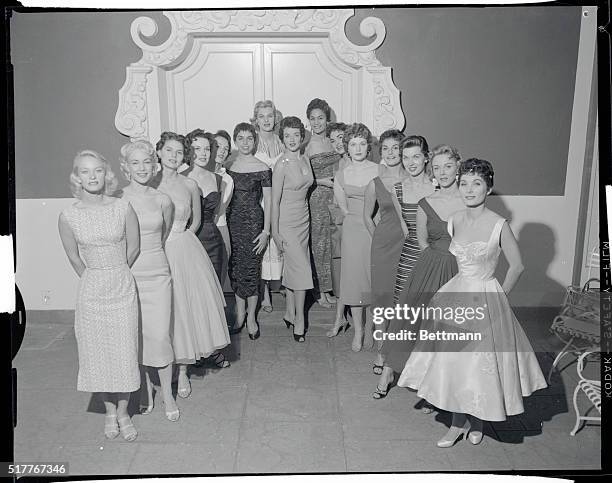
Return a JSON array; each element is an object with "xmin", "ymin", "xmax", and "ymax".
[
  {"xmin": 12, "ymin": 7, "xmax": 580, "ymax": 198},
  {"xmin": 349, "ymin": 7, "xmax": 579, "ymax": 195}
]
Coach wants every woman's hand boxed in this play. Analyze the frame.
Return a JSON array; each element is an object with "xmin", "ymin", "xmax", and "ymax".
[
  {"xmin": 252, "ymin": 231, "xmax": 270, "ymax": 255},
  {"xmin": 272, "ymin": 232, "xmax": 286, "ymax": 254}
]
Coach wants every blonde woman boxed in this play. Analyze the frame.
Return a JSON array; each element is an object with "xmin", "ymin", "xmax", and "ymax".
[
  {"xmin": 58, "ymin": 150, "xmax": 140, "ymax": 441},
  {"xmin": 119, "ymin": 140, "xmax": 179, "ymax": 421}
]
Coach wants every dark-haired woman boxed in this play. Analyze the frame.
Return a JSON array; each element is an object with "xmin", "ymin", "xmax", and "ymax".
[
  {"xmin": 334, "ymin": 123, "xmax": 379, "ymax": 351},
  {"xmin": 271, "ymin": 116, "xmax": 314, "ymax": 342},
  {"xmin": 184, "ymin": 129, "xmax": 225, "ymax": 283},
  {"xmin": 213, "ymin": 130, "xmax": 234, "ymax": 288},
  {"xmin": 155, "ymin": 132, "xmax": 230, "ymax": 399},
  {"xmin": 305, "ymin": 98, "xmax": 340, "ymax": 308},
  {"xmin": 227, "ymin": 122, "xmax": 272, "ymax": 340},
  {"xmin": 393, "ymin": 135, "xmax": 435, "ymax": 296},
  {"xmin": 374, "ymin": 144, "xmax": 463, "ymax": 401},
  {"xmin": 397, "ymin": 158, "xmax": 547, "ymax": 448}
]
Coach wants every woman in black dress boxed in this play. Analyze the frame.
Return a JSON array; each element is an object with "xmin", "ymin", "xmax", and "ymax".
[
  {"xmin": 184, "ymin": 129, "xmax": 225, "ymax": 282},
  {"xmin": 227, "ymin": 122, "xmax": 272, "ymax": 339}
]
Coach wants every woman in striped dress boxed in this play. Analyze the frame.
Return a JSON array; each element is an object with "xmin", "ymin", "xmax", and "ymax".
[{"xmin": 393, "ymin": 135, "xmax": 435, "ymax": 298}]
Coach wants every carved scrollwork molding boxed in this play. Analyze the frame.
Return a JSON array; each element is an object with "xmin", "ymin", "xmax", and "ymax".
[{"xmin": 116, "ymin": 9, "xmax": 405, "ymax": 140}]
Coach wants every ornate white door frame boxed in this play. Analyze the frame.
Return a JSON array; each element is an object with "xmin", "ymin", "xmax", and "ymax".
[{"xmin": 115, "ymin": 9, "xmax": 405, "ymax": 141}]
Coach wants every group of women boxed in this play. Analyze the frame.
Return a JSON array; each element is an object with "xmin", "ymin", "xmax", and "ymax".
[{"xmin": 58, "ymin": 96, "xmax": 547, "ymax": 448}]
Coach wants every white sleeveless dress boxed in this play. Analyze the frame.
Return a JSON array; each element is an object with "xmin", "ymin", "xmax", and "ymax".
[
  {"xmin": 397, "ymin": 214, "xmax": 547, "ymax": 421},
  {"xmin": 61, "ymin": 198, "xmax": 140, "ymax": 392}
]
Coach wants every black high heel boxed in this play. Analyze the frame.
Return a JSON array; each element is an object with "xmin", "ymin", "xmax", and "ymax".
[
  {"xmin": 293, "ymin": 330, "xmax": 306, "ymax": 343},
  {"xmin": 248, "ymin": 321, "xmax": 261, "ymax": 340},
  {"xmin": 283, "ymin": 318, "xmax": 294, "ymax": 329}
]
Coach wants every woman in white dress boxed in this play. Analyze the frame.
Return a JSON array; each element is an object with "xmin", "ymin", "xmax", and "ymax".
[
  {"xmin": 119, "ymin": 140, "xmax": 179, "ymax": 421},
  {"xmin": 252, "ymin": 100, "xmax": 284, "ymax": 312},
  {"xmin": 397, "ymin": 158, "xmax": 547, "ymax": 447},
  {"xmin": 58, "ymin": 150, "xmax": 140, "ymax": 441},
  {"xmin": 154, "ymin": 131, "xmax": 231, "ymax": 399}
]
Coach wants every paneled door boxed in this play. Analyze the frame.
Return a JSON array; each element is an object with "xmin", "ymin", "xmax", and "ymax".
[{"xmin": 161, "ymin": 38, "xmax": 359, "ymax": 136}]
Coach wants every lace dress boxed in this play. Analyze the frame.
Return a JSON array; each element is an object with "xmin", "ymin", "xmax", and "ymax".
[
  {"xmin": 61, "ymin": 198, "xmax": 140, "ymax": 392},
  {"xmin": 397, "ymin": 214, "xmax": 547, "ymax": 421}
]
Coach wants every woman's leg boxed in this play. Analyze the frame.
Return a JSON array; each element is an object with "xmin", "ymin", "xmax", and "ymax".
[
  {"xmin": 116, "ymin": 392, "xmax": 137, "ymax": 441},
  {"xmin": 234, "ymin": 295, "xmax": 246, "ymax": 328},
  {"xmin": 158, "ymin": 364, "xmax": 177, "ymax": 410},
  {"xmin": 246, "ymin": 294, "xmax": 259, "ymax": 334},
  {"xmin": 284, "ymin": 288, "xmax": 296, "ymax": 323},
  {"xmin": 101, "ymin": 392, "xmax": 119, "ymax": 439},
  {"xmin": 139, "ymin": 366, "xmax": 154, "ymax": 413},
  {"xmin": 293, "ymin": 289, "xmax": 306, "ymax": 336},
  {"xmin": 177, "ymin": 363, "xmax": 191, "ymax": 398},
  {"xmin": 351, "ymin": 306, "xmax": 364, "ymax": 352},
  {"xmin": 362, "ymin": 306, "xmax": 374, "ymax": 350},
  {"xmin": 261, "ymin": 281, "xmax": 272, "ymax": 310},
  {"xmin": 327, "ymin": 301, "xmax": 349, "ymax": 337}
]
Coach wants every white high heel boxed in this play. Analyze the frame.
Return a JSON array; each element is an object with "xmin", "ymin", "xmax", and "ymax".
[{"xmin": 437, "ymin": 421, "xmax": 470, "ymax": 448}]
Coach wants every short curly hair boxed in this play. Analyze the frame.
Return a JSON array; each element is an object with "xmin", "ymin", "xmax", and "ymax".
[
  {"xmin": 306, "ymin": 98, "xmax": 331, "ymax": 122},
  {"xmin": 325, "ymin": 122, "xmax": 347, "ymax": 138},
  {"xmin": 250, "ymin": 100, "xmax": 282, "ymax": 129},
  {"xmin": 342, "ymin": 123, "xmax": 372, "ymax": 157},
  {"xmin": 70, "ymin": 149, "xmax": 118, "ymax": 198},
  {"xmin": 119, "ymin": 140, "xmax": 157, "ymax": 181},
  {"xmin": 155, "ymin": 131, "xmax": 187, "ymax": 154},
  {"xmin": 458, "ymin": 158, "xmax": 494, "ymax": 189},
  {"xmin": 430, "ymin": 144, "xmax": 461, "ymax": 163},
  {"xmin": 279, "ymin": 116, "xmax": 306, "ymax": 143},
  {"xmin": 233, "ymin": 122, "xmax": 257, "ymax": 142},
  {"xmin": 186, "ymin": 129, "xmax": 217, "ymax": 166},
  {"xmin": 378, "ymin": 129, "xmax": 405, "ymax": 155}
]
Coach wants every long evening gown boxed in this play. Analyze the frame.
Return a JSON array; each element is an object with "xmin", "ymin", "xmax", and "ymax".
[
  {"xmin": 160, "ymin": 184, "xmax": 230, "ymax": 364},
  {"xmin": 277, "ymin": 155, "xmax": 314, "ymax": 290},
  {"xmin": 370, "ymin": 177, "xmax": 405, "ymax": 311},
  {"xmin": 61, "ymin": 198, "xmax": 140, "ymax": 392},
  {"xmin": 227, "ymin": 169, "xmax": 273, "ymax": 298},
  {"xmin": 256, "ymin": 135, "xmax": 284, "ymax": 283},
  {"xmin": 309, "ymin": 151, "xmax": 340, "ymax": 294},
  {"xmin": 338, "ymin": 169, "xmax": 371, "ymax": 306},
  {"xmin": 397, "ymin": 215, "xmax": 547, "ymax": 421},
  {"xmin": 382, "ymin": 197, "xmax": 458, "ymax": 373},
  {"xmin": 194, "ymin": 173, "xmax": 225, "ymax": 283},
  {"xmin": 122, "ymin": 190, "xmax": 174, "ymax": 368}
]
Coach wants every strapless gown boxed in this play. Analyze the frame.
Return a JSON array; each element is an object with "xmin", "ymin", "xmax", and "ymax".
[
  {"xmin": 397, "ymin": 215, "xmax": 547, "ymax": 421},
  {"xmin": 160, "ymin": 185, "xmax": 230, "ymax": 364}
]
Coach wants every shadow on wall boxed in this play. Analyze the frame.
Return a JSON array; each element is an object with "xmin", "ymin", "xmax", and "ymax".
[{"xmin": 487, "ymin": 196, "xmax": 566, "ymax": 309}]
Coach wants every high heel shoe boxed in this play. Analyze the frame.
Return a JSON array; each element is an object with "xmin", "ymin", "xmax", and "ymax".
[
  {"xmin": 117, "ymin": 416, "xmax": 138, "ymax": 442},
  {"xmin": 468, "ymin": 419, "xmax": 484, "ymax": 445},
  {"xmin": 437, "ymin": 421, "xmax": 470, "ymax": 448},
  {"xmin": 163, "ymin": 400, "xmax": 180, "ymax": 422},
  {"xmin": 177, "ymin": 375, "xmax": 192, "ymax": 399},
  {"xmin": 293, "ymin": 330, "xmax": 306, "ymax": 343},
  {"xmin": 104, "ymin": 414, "xmax": 119, "ymax": 440},
  {"xmin": 248, "ymin": 321, "xmax": 260, "ymax": 340},
  {"xmin": 283, "ymin": 318, "xmax": 294, "ymax": 329},
  {"xmin": 326, "ymin": 319, "xmax": 350, "ymax": 338}
]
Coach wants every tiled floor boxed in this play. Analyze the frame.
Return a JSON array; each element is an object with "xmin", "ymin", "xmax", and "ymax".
[{"xmin": 13, "ymin": 298, "xmax": 601, "ymax": 475}]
